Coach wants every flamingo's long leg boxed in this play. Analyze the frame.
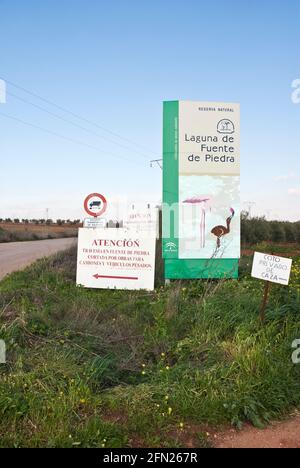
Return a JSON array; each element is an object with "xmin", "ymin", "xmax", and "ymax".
[
  {"xmin": 200, "ymin": 210, "xmax": 205, "ymax": 249},
  {"xmin": 203, "ymin": 209, "xmax": 206, "ymax": 248},
  {"xmin": 199, "ymin": 212, "xmax": 202, "ymax": 249}
]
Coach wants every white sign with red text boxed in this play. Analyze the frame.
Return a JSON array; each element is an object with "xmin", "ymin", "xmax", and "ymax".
[
  {"xmin": 124, "ymin": 205, "xmax": 158, "ymax": 233},
  {"xmin": 76, "ymin": 228, "xmax": 156, "ymax": 290}
]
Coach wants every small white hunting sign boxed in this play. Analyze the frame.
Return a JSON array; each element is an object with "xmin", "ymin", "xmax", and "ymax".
[{"xmin": 251, "ymin": 252, "xmax": 292, "ymax": 286}]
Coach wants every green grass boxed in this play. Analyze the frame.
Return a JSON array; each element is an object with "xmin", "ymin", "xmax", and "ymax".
[
  {"xmin": 0, "ymin": 246, "xmax": 300, "ymax": 447},
  {"xmin": 248, "ymin": 241, "xmax": 298, "ymax": 254}
]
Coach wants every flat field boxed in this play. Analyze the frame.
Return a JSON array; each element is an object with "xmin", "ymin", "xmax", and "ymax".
[
  {"xmin": 0, "ymin": 244, "xmax": 300, "ymax": 447},
  {"xmin": 0, "ymin": 222, "xmax": 79, "ymax": 242}
]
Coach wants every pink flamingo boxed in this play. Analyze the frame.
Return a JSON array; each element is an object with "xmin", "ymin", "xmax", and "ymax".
[{"xmin": 183, "ymin": 196, "xmax": 211, "ymax": 248}]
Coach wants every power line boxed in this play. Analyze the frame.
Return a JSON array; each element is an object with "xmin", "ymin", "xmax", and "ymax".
[
  {"xmin": 1, "ymin": 77, "xmax": 158, "ymax": 157},
  {"xmin": 150, "ymin": 159, "xmax": 163, "ymax": 169},
  {"xmin": 8, "ymin": 91, "xmax": 152, "ymax": 160},
  {"xmin": 0, "ymin": 111, "xmax": 144, "ymax": 166}
]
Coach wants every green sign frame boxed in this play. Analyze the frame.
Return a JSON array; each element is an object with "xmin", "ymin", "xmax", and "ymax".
[{"xmin": 162, "ymin": 101, "xmax": 239, "ymax": 279}]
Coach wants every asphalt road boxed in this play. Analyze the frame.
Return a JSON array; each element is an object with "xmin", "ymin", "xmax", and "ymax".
[{"xmin": 0, "ymin": 238, "xmax": 77, "ymax": 280}]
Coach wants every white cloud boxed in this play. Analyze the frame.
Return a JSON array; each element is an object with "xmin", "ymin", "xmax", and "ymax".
[
  {"xmin": 275, "ymin": 172, "xmax": 296, "ymax": 182},
  {"xmin": 288, "ymin": 188, "xmax": 300, "ymax": 196}
]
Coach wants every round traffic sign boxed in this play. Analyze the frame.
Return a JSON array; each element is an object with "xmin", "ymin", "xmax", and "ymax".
[{"xmin": 84, "ymin": 193, "xmax": 107, "ymax": 218}]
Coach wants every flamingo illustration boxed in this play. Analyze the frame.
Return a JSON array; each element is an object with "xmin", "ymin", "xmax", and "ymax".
[
  {"xmin": 183, "ymin": 196, "xmax": 211, "ymax": 248},
  {"xmin": 211, "ymin": 208, "xmax": 235, "ymax": 248}
]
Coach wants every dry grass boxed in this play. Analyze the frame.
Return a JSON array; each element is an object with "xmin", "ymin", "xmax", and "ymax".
[{"xmin": 0, "ymin": 223, "xmax": 78, "ymax": 242}]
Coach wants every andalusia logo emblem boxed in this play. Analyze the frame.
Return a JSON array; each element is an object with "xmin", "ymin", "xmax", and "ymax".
[{"xmin": 165, "ymin": 242, "xmax": 178, "ymax": 252}]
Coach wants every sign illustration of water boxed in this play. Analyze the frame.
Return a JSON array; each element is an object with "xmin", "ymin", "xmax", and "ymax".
[
  {"xmin": 179, "ymin": 175, "xmax": 240, "ymax": 260},
  {"xmin": 183, "ymin": 196, "xmax": 212, "ymax": 248}
]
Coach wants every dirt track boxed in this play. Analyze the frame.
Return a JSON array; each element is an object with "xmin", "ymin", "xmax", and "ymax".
[
  {"xmin": 213, "ymin": 414, "xmax": 300, "ymax": 448},
  {"xmin": 0, "ymin": 238, "xmax": 77, "ymax": 280}
]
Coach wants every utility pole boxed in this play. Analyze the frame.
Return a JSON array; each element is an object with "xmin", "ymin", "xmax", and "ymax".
[
  {"xmin": 244, "ymin": 201, "xmax": 256, "ymax": 218},
  {"xmin": 150, "ymin": 159, "xmax": 163, "ymax": 169}
]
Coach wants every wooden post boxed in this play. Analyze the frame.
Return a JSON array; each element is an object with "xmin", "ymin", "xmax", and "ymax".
[{"xmin": 260, "ymin": 281, "xmax": 271, "ymax": 324}]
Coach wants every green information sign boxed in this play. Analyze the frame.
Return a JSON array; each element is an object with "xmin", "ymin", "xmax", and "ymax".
[{"xmin": 162, "ymin": 100, "xmax": 240, "ymax": 279}]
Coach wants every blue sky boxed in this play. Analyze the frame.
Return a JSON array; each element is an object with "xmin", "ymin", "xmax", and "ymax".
[{"xmin": 0, "ymin": 0, "xmax": 299, "ymax": 220}]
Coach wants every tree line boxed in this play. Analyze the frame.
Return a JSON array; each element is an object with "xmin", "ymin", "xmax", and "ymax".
[
  {"xmin": 1, "ymin": 213, "xmax": 299, "ymax": 245},
  {"xmin": 241, "ymin": 212, "xmax": 300, "ymax": 245},
  {"xmin": 0, "ymin": 218, "xmax": 81, "ymax": 225}
]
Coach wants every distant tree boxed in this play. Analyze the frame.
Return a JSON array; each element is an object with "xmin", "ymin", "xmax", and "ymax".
[
  {"xmin": 252, "ymin": 217, "xmax": 271, "ymax": 243},
  {"xmin": 295, "ymin": 222, "xmax": 300, "ymax": 243},
  {"xmin": 241, "ymin": 211, "xmax": 254, "ymax": 244},
  {"xmin": 14, "ymin": 218, "xmax": 20, "ymax": 224},
  {"xmin": 108, "ymin": 219, "xmax": 115, "ymax": 228},
  {"xmin": 284, "ymin": 222, "xmax": 296, "ymax": 242},
  {"xmin": 270, "ymin": 221, "xmax": 286, "ymax": 243}
]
